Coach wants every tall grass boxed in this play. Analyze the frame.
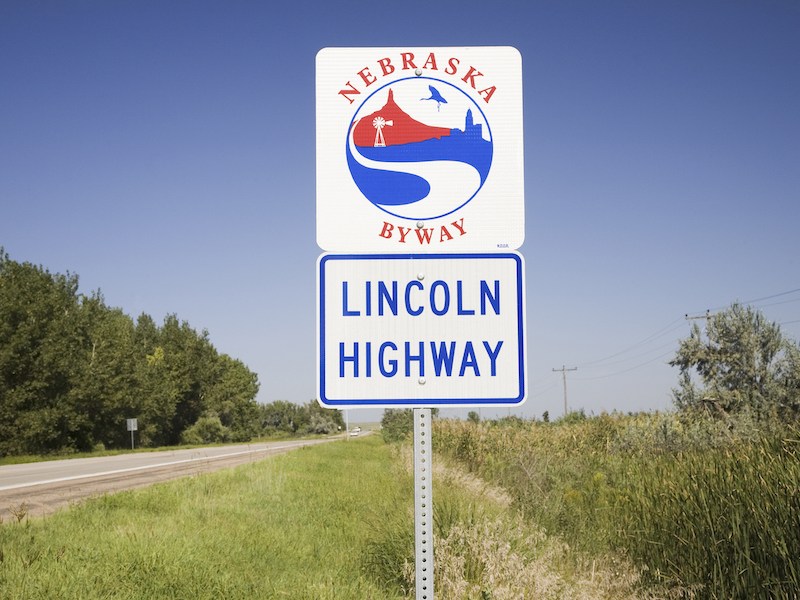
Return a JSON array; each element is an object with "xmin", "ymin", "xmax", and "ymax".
[
  {"xmin": 363, "ymin": 444, "xmax": 649, "ymax": 599},
  {"xmin": 434, "ymin": 414, "xmax": 800, "ymax": 599},
  {"xmin": 616, "ymin": 435, "xmax": 800, "ymax": 598}
]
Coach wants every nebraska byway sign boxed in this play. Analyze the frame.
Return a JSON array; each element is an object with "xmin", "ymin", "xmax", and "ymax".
[{"xmin": 316, "ymin": 47, "xmax": 524, "ymax": 252}]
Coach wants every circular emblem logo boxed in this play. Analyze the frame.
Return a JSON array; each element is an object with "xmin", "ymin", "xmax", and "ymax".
[{"xmin": 345, "ymin": 77, "xmax": 493, "ymax": 221}]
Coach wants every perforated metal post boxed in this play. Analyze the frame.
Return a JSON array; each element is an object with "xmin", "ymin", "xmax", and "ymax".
[{"xmin": 414, "ymin": 408, "xmax": 433, "ymax": 599}]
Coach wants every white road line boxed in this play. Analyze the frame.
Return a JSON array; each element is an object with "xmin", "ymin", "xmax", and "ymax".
[{"xmin": 0, "ymin": 443, "xmax": 303, "ymax": 492}]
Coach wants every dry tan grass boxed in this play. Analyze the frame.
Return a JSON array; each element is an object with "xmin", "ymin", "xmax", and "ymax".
[{"xmin": 396, "ymin": 442, "xmax": 660, "ymax": 599}]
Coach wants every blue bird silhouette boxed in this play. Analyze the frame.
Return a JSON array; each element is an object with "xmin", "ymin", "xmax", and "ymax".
[{"xmin": 421, "ymin": 85, "xmax": 447, "ymax": 111}]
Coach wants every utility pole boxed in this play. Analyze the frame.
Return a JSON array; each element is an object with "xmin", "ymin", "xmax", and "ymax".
[
  {"xmin": 552, "ymin": 365, "xmax": 577, "ymax": 417},
  {"xmin": 685, "ymin": 309, "xmax": 712, "ymax": 326},
  {"xmin": 685, "ymin": 310, "xmax": 714, "ymax": 339}
]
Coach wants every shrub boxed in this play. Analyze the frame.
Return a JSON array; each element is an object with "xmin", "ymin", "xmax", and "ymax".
[
  {"xmin": 180, "ymin": 412, "xmax": 230, "ymax": 445},
  {"xmin": 381, "ymin": 409, "xmax": 414, "ymax": 443},
  {"xmin": 306, "ymin": 413, "xmax": 338, "ymax": 434}
]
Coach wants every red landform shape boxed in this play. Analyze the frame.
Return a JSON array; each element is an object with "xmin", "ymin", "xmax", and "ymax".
[{"xmin": 352, "ymin": 89, "xmax": 451, "ymax": 147}]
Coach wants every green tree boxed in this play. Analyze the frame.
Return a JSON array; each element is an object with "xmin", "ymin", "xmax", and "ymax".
[
  {"xmin": 670, "ymin": 303, "xmax": 799, "ymax": 420},
  {"xmin": 204, "ymin": 355, "xmax": 260, "ymax": 441},
  {"xmin": 159, "ymin": 315, "xmax": 217, "ymax": 445},
  {"xmin": 71, "ymin": 293, "xmax": 138, "ymax": 449},
  {"xmin": 0, "ymin": 252, "xmax": 86, "ymax": 454},
  {"xmin": 380, "ymin": 408, "xmax": 414, "ymax": 442},
  {"xmin": 0, "ymin": 249, "xmax": 262, "ymax": 455},
  {"xmin": 259, "ymin": 400, "xmax": 304, "ymax": 433},
  {"xmin": 304, "ymin": 400, "xmax": 344, "ymax": 432}
]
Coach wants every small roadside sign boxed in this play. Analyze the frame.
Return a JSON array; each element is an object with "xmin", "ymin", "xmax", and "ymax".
[
  {"xmin": 317, "ymin": 252, "xmax": 526, "ymax": 407},
  {"xmin": 316, "ymin": 46, "xmax": 524, "ymax": 252},
  {"xmin": 126, "ymin": 418, "xmax": 138, "ymax": 450}
]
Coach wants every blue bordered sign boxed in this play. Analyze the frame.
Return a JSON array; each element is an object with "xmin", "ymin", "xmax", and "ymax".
[
  {"xmin": 317, "ymin": 47, "xmax": 524, "ymax": 252},
  {"xmin": 317, "ymin": 253, "xmax": 526, "ymax": 407}
]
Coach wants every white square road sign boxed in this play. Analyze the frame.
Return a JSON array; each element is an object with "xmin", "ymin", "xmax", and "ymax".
[
  {"xmin": 316, "ymin": 47, "xmax": 524, "ymax": 252},
  {"xmin": 317, "ymin": 253, "xmax": 527, "ymax": 407}
]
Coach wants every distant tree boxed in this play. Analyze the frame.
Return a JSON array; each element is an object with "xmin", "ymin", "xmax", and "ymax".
[
  {"xmin": 670, "ymin": 303, "xmax": 800, "ymax": 420},
  {"xmin": 542, "ymin": 410, "xmax": 550, "ymax": 423},
  {"xmin": 306, "ymin": 412, "xmax": 338, "ymax": 434},
  {"xmin": 380, "ymin": 408, "xmax": 414, "ymax": 442},
  {"xmin": 204, "ymin": 355, "xmax": 260, "ymax": 441},
  {"xmin": 257, "ymin": 400, "xmax": 343, "ymax": 437},
  {"xmin": 467, "ymin": 411, "xmax": 480, "ymax": 424},
  {"xmin": 304, "ymin": 400, "xmax": 344, "ymax": 432},
  {"xmin": 259, "ymin": 400, "xmax": 303, "ymax": 433}
]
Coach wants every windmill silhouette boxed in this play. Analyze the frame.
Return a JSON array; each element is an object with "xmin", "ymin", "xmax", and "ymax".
[
  {"xmin": 421, "ymin": 85, "xmax": 447, "ymax": 111},
  {"xmin": 372, "ymin": 116, "xmax": 393, "ymax": 147}
]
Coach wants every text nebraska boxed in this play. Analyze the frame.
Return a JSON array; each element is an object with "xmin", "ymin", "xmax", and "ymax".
[{"xmin": 338, "ymin": 51, "xmax": 497, "ymax": 104}]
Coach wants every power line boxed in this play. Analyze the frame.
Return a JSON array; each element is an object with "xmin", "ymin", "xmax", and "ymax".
[
  {"xmin": 528, "ymin": 379, "xmax": 561, "ymax": 399},
  {"xmin": 742, "ymin": 287, "xmax": 800, "ymax": 305},
  {"xmin": 574, "ymin": 350, "xmax": 674, "ymax": 381},
  {"xmin": 755, "ymin": 297, "xmax": 800, "ymax": 309},
  {"xmin": 578, "ymin": 339, "xmax": 678, "ymax": 370},
  {"xmin": 576, "ymin": 318, "xmax": 685, "ymax": 368},
  {"xmin": 690, "ymin": 287, "xmax": 800, "ymax": 315}
]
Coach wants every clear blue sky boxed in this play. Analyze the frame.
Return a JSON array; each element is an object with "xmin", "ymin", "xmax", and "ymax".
[{"xmin": 2, "ymin": 0, "xmax": 798, "ymax": 422}]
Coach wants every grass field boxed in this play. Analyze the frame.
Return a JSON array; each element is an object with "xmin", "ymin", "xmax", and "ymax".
[
  {"xmin": 434, "ymin": 414, "xmax": 800, "ymax": 599},
  {"xmin": 0, "ymin": 432, "xmax": 650, "ymax": 599},
  {"xmin": 0, "ymin": 436, "xmax": 404, "ymax": 599}
]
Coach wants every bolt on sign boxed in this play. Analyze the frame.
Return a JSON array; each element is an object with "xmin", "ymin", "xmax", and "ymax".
[{"xmin": 316, "ymin": 47, "xmax": 524, "ymax": 252}]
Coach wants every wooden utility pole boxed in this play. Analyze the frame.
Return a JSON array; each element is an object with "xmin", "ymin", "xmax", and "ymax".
[
  {"xmin": 685, "ymin": 310, "xmax": 715, "ymax": 340},
  {"xmin": 552, "ymin": 365, "xmax": 577, "ymax": 416},
  {"xmin": 685, "ymin": 309, "xmax": 712, "ymax": 326}
]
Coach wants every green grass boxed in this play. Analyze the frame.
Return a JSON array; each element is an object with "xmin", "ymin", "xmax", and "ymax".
[
  {"xmin": 1, "ymin": 428, "xmax": 653, "ymax": 599},
  {"xmin": 615, "ymin": 437, "xmax": 800, "ymax": 597},
  {"xmin": 0, "ymin": 436, "xmax": 405, "ymax": 599},
  {"xmin": 433, "ymin": 415, "xmax": 800, "ymax": 599}
]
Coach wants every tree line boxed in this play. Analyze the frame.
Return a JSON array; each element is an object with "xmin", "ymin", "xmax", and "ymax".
[{"xmin": 0, "ymin": 249, "xmax": 261, "ymax": 456}]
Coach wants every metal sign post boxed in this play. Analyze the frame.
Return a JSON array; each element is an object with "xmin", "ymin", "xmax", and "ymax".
[{"xmin": 414, "ymin": 408, "xmax": 433, "ymax": 600}]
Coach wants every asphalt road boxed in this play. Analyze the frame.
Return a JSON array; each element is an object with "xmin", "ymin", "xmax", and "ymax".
[{"xmin": 0, "ymin": 438, "xmax": 339, "ymax": 521}]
